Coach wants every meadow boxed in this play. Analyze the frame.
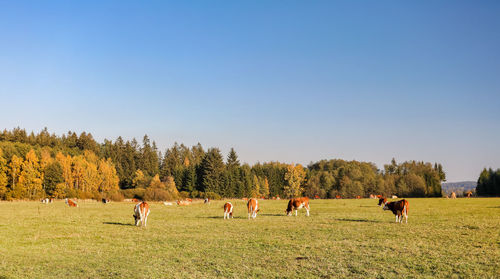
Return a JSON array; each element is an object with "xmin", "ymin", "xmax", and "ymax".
[{"xmin": 0, "ymin": 198, "xmax": 499, "ymax": 278}]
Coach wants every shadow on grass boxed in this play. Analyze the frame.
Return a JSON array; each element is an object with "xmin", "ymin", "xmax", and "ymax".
[
  {"xmin": 335, "ymin": 218, "xmax": 381, "ymax": 223},
  {"xmin": 487, "ymin": 206, "xmax": 500, "ymax": 208},
  {"xmin": 103, "ymin": 222, "xmax": 134, "ymax": 226}
]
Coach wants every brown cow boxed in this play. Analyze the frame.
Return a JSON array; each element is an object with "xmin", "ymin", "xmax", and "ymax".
[
  {"xmin": 223, "ymin": 202, "xmax": 233, "ymax": 219},
  {"xmin": 285, "ymin": 197, "xmax": 310, "ymax": 216},
  {"xmin": 177, "ymin": 200, "xmax": 191, "ymax": 206},
  {"xmin": 247, "ymin": 198, "xmax": 259, "ymax": 219},
  {"xmin": 381, "ymin": 199, "xmax": 409, "ymax": 223},
  {"xmin": 133, "ymin": 201, "xmax": 150, "ymax": 227},
  {"xmin": 65, "ymin": 198, "xmax": 78, "ymax": 207}
]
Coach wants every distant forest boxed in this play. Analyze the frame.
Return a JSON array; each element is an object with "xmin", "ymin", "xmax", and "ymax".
[
  {"xmin": 0, "ymin": 127, "xmax": 446, "ymax": 201},
  {"xmin": 476, "ymin": 168, "xmax": 500, "ymax": 196}
]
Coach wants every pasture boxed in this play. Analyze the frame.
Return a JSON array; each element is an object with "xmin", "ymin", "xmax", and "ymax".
[{"xmin": 0, "ymin": 198, "xmax": 499, "ymax": 278}]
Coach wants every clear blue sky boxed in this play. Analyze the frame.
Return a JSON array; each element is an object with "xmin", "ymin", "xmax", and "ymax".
[{"xmin": 1, "ymin": 1, "xmax": 499, "ymax": 182}]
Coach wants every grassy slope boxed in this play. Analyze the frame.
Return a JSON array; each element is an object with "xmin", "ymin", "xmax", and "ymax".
[{"xmin": 0, "ymin": 198, "xmax": 499, "ymax": 278}]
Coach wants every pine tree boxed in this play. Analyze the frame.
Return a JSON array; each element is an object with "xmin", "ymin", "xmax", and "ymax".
[
  {"xmin": 43, "ymin": 161, "xmax": 64, "ymax": 197},
  {"xmin": 227, "ymin": 148, "xmax": 240, "ymax": 168},
  {"xmin": 200, "ymin": 148, "xmax": 225, "ymax": 195}
]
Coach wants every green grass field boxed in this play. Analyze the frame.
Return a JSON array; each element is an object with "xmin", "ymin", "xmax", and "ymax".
[{"xmin": 0, "ymin": 198, "xmax": 499, "ymax": 278}]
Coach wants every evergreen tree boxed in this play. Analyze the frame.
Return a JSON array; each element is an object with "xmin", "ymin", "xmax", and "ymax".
[
  {"xmin": 43, "ymin": 161, "xmax": 64, "ymax": 197},
  {"xmin": 200, "ymin": 148, "xmax": 225, "ymax": 195}
]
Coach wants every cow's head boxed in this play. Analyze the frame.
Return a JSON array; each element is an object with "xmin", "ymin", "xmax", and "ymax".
[
  {"xmin": 285, "ymin": 209, "xmax": 293, "ymax": 216},
  {"xmin": 378, "ymin": 198, "xmax": 387, "ymax": 207},
  {"xmin": 383, "ymin": 203, "xmax": 390, "ymax": 211}
]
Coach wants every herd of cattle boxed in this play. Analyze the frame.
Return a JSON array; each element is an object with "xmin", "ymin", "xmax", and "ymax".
[
  {"xmin": 58, "ymin": 196, "xmax": 410, "ymax": 228},
  {"xmin": 135, "ymin": 196, "xmax": 408, "ymax": 227}
]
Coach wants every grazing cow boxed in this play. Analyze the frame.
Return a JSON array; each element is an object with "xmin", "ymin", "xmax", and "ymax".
[
  {"xmin": 391, "ymin": 195, "xmax": 398, "ymax": 199},
  {"xmin": 335, "ymin": 195, "xmax": 342, "ymax": 199},
  {"xmin": 314, "ymin": 195, "xmax": 320, "ymax": 199},
  {"xmin": 381, "ymin": 199, "xmax": 409, "ymax": 223},
  {"xmin": 356, "ymin": 195, "xmax": 361, "ymax": 199},
  {"xmin": 177, "ymin": 200, "xmax": 191, "ymax": 206},
  {"xmin": 41, "ymin": 198, "xmax": 49, "ymax": 204},
  {"xmin": 131, "ymin": 198, "xmax": 139, "ymax": 203},
  {"xmin": 163, "ymin": 202, "xmax": 173, "ymax": 206},
  {"xmin": 276, "ymin": 196, "xmax": 280, "ymax": 200},
  {"xmin": 451, "ymin": 192, "xmax": 456, "ymax": 199},
  {"xmin": 65, "ymin": 198, "xmax": 78, "ymax": 207},
  {"xmin": 49, "ymin": 198, "xmax": 54, "ymax": 203},
  {"xmin": 223, "ymin": 202, "xmax": 234, "ymax": 219},
  {"xmin": 133, "ymin": 202, "xmax": 150, "ymax": 227},
  {"xmin": 247, "ymin": 198, "xmax": 259, "ymax": 219},
  {"xmin": 102, "ymin": 198, "xmax": 110, "ymax": 204},
  {"xmin": 466, "ymin": 191, "xmax": 472, "ymax": 198},
  {"xmin": 285, "ymin": 197, "xmax": 310, "ymax": 216},
  {"xmin": 369, "ymin": 194, "xmax": 376, "ymax": 199},
  {"xmin": 204, "ymin": 198, "xmax": 210, "ymax": 204},
  {"xmin": 376, "ymin": 195, "xmax": 382, "ymax": 199}
]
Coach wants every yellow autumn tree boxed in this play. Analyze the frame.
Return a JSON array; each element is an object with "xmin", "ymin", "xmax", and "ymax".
[
  {"xmin": 251, "ymin": 174, "xmax": 260, "ymax": 198},
  {"xmin": 40, "ymin": 148, "xmax": 53, "ymax": 170},
  {"xmin": 0, "ymin": 149, "xmax": 8, "ymax": 198},
  {"xmin": 260, "ymin": 177, "xmax": 270, "ymax": 198},
  {"xmin": 284, "ymin": 164, "xmax": 306, "ymax": 198},
  {"xmin": 164, "ymin": 176, "xmax": 179, "ymax": 200},
  {"xmin": 144, "ymin": 174, "xmax": 166, "ymax": 201},
  {"xmin": 132, "ymin": 169, "xmax": 148, "ymax": 188},
  {"xmin": 56, "ymin": 152, "xmax": 73, "ymax": 191},
  {"xmin": 18, "ymin": 150, "xmax": 43, "ymax": 199},
  {"xmin": 9, "ymin": 155, "xmax": 23, "ymax": 197},
  {"xmin": 98, "ymin": 158, "xmax": 119, "ymax": 193}
]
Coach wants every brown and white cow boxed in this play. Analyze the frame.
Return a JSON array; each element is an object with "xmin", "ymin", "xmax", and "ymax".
[
  {"xmin": 65, "ymin": 198, "xmax": 78, "ymax": 207},
  {"xmin": 380, "ymin": 199, "xmax": 409, "ymax": 223},
  {"xmin": 223, "ymin": 202, "xmax": 234, "ymax": 219},
  {"xmin": 285, "ymin": 197, "xmax": 310, "ymax": 216},
  {"xmin": 247, "ymin": 198, "xmax": 259, "ymax": 219},
  {"xmin": 133, "ymin": 201, "xmax": 150, "ymax": 227},
  {"xmin": 177, "ymin": 200, "xmax": 191, "ymax": 206}
]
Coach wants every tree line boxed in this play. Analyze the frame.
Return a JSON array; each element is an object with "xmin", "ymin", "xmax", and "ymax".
[
  {"xmin": 476, "ymin": 168, "xmax": 500, "ymax": 196},
  {"xmin": 0, "ymin": 128, "xmax": 446, "ymax": 200}
]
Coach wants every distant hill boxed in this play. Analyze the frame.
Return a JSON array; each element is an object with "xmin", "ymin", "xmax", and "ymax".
[{"xmin": 442, "ymin": 181, "xmax": 476, "ymax": 196}]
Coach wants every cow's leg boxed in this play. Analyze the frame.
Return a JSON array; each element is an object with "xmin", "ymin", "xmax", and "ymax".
[
  {"xmin": 305, "ymin": 204, "xmax": 310, "ymax": 216},
  {"xmin": 295, "ymin": 209, "xmax": 298, "ymax": 216},
  {"xmin": 395, "ymin": 214, "xmax": 398, "ymax": 223}
]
